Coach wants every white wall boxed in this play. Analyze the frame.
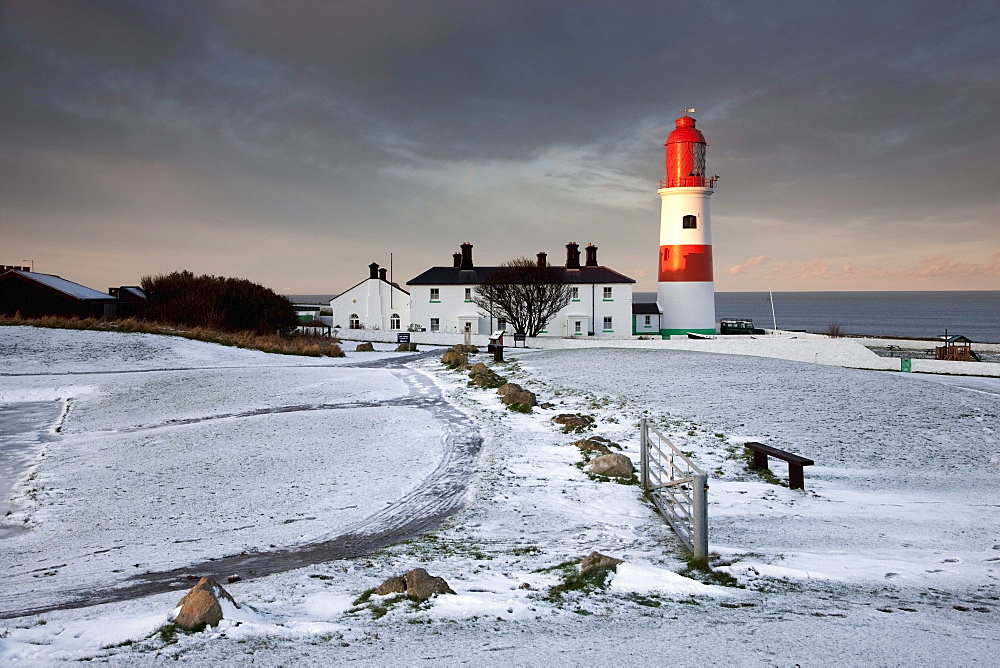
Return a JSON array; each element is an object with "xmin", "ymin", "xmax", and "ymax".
[
  {"xmin": 330, "ymin": 278, "xmax": 409, "ymax": 332},
  {"xmin": 409, "ymin": 282, "xmax": 634, "ymax": 337}
]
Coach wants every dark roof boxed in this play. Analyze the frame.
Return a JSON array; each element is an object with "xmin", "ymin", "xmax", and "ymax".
[
  {"xmin": 632, "ymin": 302, "xmax": 661, "ymax": 315},
  {"xmin": 407, "ymin": 266, "xmax": 635, "ymax": 286},
  {"xmin": 335, "ymin": 275, "xmax": 410, "ymax": 298},
  {"xmin": 0, "ymin": 270, "xmax": 115, "ymax": 302}
]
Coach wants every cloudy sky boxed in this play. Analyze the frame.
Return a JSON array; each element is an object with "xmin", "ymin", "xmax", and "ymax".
[{"xmin": 2, "ymin": 0, "xmax": 998, "ymax": 295}]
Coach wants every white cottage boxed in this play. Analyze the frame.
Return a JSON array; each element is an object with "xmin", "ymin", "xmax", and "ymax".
[
  {"xmin": 407, "ymin": 242, "xmax": 635, "ymax": 337},
  {"xmin": 329, "ymin": 263, "xmax": 409, "ymax": 333}
]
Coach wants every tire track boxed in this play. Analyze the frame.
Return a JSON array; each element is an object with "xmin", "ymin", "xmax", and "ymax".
[{"xmin": 0, "ymin": 361, "xmax": 482, "ymax": 620}]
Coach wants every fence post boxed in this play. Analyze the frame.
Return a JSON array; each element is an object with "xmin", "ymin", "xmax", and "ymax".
[
  {"xmin": 639, "ymin": 419, "xmax": 649, "ymax": 490},
  {"xmin": 692, "ymin": 473, "xmax": 708, "ymax": 562}
]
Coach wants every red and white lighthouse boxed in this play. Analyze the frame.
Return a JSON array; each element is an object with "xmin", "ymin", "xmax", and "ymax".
[{"xmin": 656, "ymin": 113, "xmax": 716, "ymax": 337}]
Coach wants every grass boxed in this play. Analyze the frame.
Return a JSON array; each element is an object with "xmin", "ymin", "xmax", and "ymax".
[
  {"xmin": 0, "ymin": 314, "xmax": 345, "ymax": 357},
  {"xmin": 542, "ymin": 561, "xmax": 617, "ymax": 604}
]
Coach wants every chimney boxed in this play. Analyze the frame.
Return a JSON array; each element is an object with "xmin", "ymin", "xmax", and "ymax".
[
  {"xmin": 565, "ymin": 242, "xmax": 581, "ymax": 269},
  {"xmin": 453, "ymin": 252, "xmax": 462, "ymax": 268},
  {"xmin": 537, "ymin": 251, "xmax": 547, "ymax": 267},
  {"xmin": 379, "ymin": 267, "xmax": 388, "ymax": 281},
  {"xmin": 585, "ymin": 243, "xmax": 598, "ymax": 267},
  {"xmin": 460, "ymin": 242, "xmax": 474, "ymax": 270},
  {"xmin": 369, "ymin": 262, "xmax": 379, "ymax": 279}
]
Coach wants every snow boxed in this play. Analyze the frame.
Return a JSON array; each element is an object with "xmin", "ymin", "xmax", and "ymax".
[{"xmin": 1, "ymin": 325, "xmax": 998, "ymax": 664}]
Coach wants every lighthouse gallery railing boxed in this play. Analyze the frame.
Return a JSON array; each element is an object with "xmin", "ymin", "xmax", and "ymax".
[{"xmin": 639, "ymin": 418, "xmax": 709, "ymax": 561}]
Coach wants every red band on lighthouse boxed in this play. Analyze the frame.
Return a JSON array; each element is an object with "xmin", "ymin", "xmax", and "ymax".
[{"xmin": 658, "ymin": 244, "xmax": 714, "ymax": 282}]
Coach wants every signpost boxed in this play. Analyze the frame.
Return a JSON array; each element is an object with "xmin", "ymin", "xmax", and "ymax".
[{"xmin": 397, "ymin": 333, "xmax": 410, "ymax": 344}]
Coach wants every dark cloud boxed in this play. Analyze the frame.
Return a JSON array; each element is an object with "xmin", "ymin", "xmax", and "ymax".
[{"xmin": 2, "ymin": 0, "xmax": 998, "ymax": 292}]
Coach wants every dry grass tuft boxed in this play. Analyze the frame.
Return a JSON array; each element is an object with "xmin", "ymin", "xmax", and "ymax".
[{"xmin": 0, "ymin": 314, "xmax": 345, "ymax": 357}]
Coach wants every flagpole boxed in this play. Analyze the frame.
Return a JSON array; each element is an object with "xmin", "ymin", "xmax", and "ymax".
[{"xmin": 768, "ymin": 288, "xmax": 777, "ymax": 332}]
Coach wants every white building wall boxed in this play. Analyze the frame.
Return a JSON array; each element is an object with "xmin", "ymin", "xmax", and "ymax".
[
  {"xmin": 409, "ymin": 282, "xmax": 633, "ymax": 337},
  {"xmin": 330, "ymin": 279, "xmax": 409, "ymax": 332}
]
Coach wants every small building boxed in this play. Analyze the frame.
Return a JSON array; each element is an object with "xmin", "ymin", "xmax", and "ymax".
[
  {"xmin": 632, "ymin": 302, "xmax": 662, "ymax": 335},
  {"xmin": 330, "ymin": 262, "xmax": 410, "ymax": 333},
  {"xmin": 0, "ymin": 269, "xmax": 116, "ymax": 319},
  {"xmin": 407, "ymin": 242, "xmax": 635, "ymax": 337},
  {"xmin": 108, "ymin": 286, "xmax": 147, "ymax": 318}
]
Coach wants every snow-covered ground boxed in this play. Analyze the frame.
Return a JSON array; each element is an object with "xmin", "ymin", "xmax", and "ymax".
[{"xmin": 1, "ymin": 326, "xmax": 998, "ymax": 665}]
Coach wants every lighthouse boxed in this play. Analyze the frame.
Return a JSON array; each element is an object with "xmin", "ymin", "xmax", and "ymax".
[{"xmin": 656, "ymin": 113, "xmax": 717, "ymax": 337}]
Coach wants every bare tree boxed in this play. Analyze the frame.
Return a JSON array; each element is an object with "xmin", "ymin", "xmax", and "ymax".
[{"xmin": 472, "ymin": 258, "xmax": 573, "ymax": 337}]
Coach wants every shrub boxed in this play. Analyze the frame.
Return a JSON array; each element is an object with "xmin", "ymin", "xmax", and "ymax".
[{"xmin": 140, "ymin": 271, "xmax": 298, "ymax": 335}]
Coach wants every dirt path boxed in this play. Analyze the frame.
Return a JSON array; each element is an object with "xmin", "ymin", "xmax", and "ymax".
[{"xmin": 0, "ymin": 357, "xmax": 483, "ymax": 619}]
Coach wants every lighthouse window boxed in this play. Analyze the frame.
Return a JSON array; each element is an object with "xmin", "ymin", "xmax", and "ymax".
[{"xmin": 683, "ymin": 215, "xmax": 698, "ymax": 229}]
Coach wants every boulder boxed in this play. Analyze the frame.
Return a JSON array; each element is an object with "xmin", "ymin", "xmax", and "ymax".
[
  {"xmin": 580, "ymin": 551, "xmax": 624, "ymax": 574},
  {"xmin": 441, "ymin": 349, "xmax": 468, "ymax": 368},
  {"xmin": 502, "ymin": 388, "xmax": 537, "ymax": 408},
  {"xmin": 174, "ymin": 577, "xmax": 238, "ymax": 632},
  {"xmin": 405, "ymin": 568, "xmax": 455, "ymax": 601},
  {"xmin": 396, "ymin": 343, "xmax": 418, "ymax": 352},
  {"xmin": 496, "ymin": 382, "xmax": 523, "ymax": 397},
  {"xmin": 586, "ymin": 453, "xmax": 635, "ymax": 479},
  {"xmin": 572, "ymin": 438, "xmax": 611, "ymax": 455},
  {"xmin": 468, "ymin": 362, "xmax": 491, "ymax": 376},
  {"xmin": 552, "ymin": 414, "xmax": 594, "ymax": 430},
  {"xmin": 450, "ymin": 344, "xmax": 479, "ymax": 353},
  {"xmin": 471, "ymin": 370, "xmax": 504, "ymax": 388},
  {"xmin": 374, "ymin": 576, "xmax": 407, "ymax": 595},
  {"xmin": 355, "ymin": 342, "xmax": 375, "ymax": 352}
]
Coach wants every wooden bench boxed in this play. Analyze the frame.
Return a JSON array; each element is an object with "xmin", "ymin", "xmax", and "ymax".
[{"xmin": 744, "ymin": 442, "xmax": 814, "ymax": 490}]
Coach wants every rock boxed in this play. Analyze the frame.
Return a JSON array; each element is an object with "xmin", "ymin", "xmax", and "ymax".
[
  {"xmin": 496, "ymin": 382, "xmax": 523, "ymax": 396},
  {"xmin": 355, "ymin": 342, "xmax": 375, "ymax": 352},
  {"xmin": 226, "ymin": 574, "xmax": 242, "ymax": 584},
  {"xmin": 580, "ymin": 551, "xmax": 624, "ymax": 574},
  {"xmin": 552, "ymin": 414, "xmax": 594, "ymax": 430},
  {"xmin": 396, "ymin": 343, "xmax": 418, "ymax": 352},
  {"xmin": 502, "ymin": 389, "xmax": 537, "ymax": 408},
  {"xmin": 471, "ymin": 370, "xmax": 504, "ymax": 388},
  {"xmin": 450, "ymin": 344, "xmax": 479, "ymax": 353},
  {"xmin": 441, "ymin": 349, "xmax": 468, "ymax": 368},
  {"xmin": 586, "ymin": 453, "xmax": 635, "ymax": 479},
  {"xmin": 468, "ymin": 362, "xmax": 491, "ymax": 376},
  {"xmin": 405, "ymin": 568, "xmax": 455, "ymax": 601},
  {"xmin": 174, "ymin": 577, "xmax": 238, "ymax": 632},
  {"xmin": 374, "ymin": 576, "xmax": 407, "ymax": 595},
  {"xmin": 572, "ymin": 438, "xmax": 612, "ymax": 455}
]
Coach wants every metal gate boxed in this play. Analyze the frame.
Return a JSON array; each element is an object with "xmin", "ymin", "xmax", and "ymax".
[{"xmin": 639, "ymin": 418, "xmax": 708, "ymax": 561}]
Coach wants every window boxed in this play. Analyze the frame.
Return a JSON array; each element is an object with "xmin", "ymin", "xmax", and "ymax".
[
  {"xmin": 574, "ymin": 320, "xmax": 582, "ymax": 334},
  {"xmin": 498, "ymin": 318, "xmax": 507, "ymax": 331},
  {"xmin": 682, "ymin": 215, "xmax": 697, "ymax": 229},
  {"xmin": 464, "ymin": 287, "xmax": 472, "ymax": 301},
  {"xmin": 464, "ymin": 322, "xmax": 472, "ymax": 332},
  {"xmin": 644, "ymin": 315, "xmax": 651, "ymax": 326},
  {"xmin": 349, "ymin": 314, "xmax": 360, "ymax": 329},
  {"xmin": 603, "ymin": 316, "xmax": 613, "ymax": 331},
  {"xmin": 390, "ymin": 313, "xmax": 400, "ymax": 330},
  {"xmin": 430, "ymin": 318, "xmax": 440, "ymax": 332},
  {"xmin": 603, "ymin": 287, "xmax": 613, "ymax": 300},
  {"xmin": 571, "ymin": 286, "xmax": 579, "ymax": 300},
  {"xmin": 430, "ymin": 288, "xmax": 440, "ymax": 301}
]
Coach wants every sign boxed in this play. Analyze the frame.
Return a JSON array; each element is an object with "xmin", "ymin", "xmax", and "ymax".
[
  {"xmin": 513, "ymin": 332, "xmax": 526, "ymax": 342},
  {"xmin": 397, "ymin": 333, "xmax": 410, "ymax": 344}
]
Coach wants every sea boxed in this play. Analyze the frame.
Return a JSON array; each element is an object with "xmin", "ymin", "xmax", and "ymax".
[
  {"xmin": 638, "ymin": 291, "xmax": 1000, "ymax": 343},
  {"xmin": 290, "ymin": 291, "xmax": 1000, "ymax": 343}
]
